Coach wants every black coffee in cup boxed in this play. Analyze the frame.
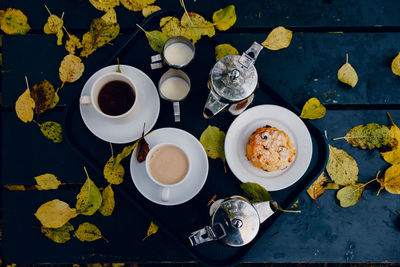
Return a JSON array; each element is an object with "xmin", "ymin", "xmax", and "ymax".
[{"xmin": 98, "ymin": 81, "xmax": 135, "ymax": 116}]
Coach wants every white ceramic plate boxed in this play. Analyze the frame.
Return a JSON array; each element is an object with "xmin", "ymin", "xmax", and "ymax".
[
  {"xmin": 130, "ymin": 128, "xmax": 209, "ymax": 206},
  {"xmin": 80, "ymin": 65, "xmax": 160, "ymax": 143},
  {"xmin": 225, "ymin": 105, "xmax": 313, "ymax": 191}
]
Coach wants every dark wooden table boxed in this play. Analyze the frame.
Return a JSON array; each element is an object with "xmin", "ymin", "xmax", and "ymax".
[{"xmin": 2, "ymin": 0, "xmax": 400, "ymax": 264}]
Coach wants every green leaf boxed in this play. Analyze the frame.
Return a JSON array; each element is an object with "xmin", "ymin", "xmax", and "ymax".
[
  {"xmin": 99, "ymin": 184, "xmax": 115, "ymax": 216},
  {"xmin": 35, "ymin": 173, "xmax": 61, "ymax": 190},
  {"xmin": 336, "ymin": 123, "xmax": 390, "ymax": 150},
  {"xmin": 199, "ymin": 126, "xmax": 226, "ymax": 170},
  {"xmin": 326, "ymin": 145, "xmax": 359, "ymax": 186},
  {"xmin": 240, "ymin": 182, "xmax": 272, "ymax": 203},
  {"xmin": 76, "ymin": 174, "xmax": 102, "ymax": 216},
  {"xmin": 145, "ymin": 30, "xmax": 168, "ymax": 53},
  {"xmin": 212, "ymin": 5, "xmax": 237, "ymax": 31},
  {"xmin": 38, "ymin": 121, "xmax": 63, "ymax": 143},
  {"xmin": 75, "ymin": 222, "xmax": 105, "ymax": 242},
  {"xmin": 41, "ymin": 222, "xmax": 74, "ymax": 243},
  {"xmin": 336, "ymin": 184, "xmax": 364, "ymax": 207}
]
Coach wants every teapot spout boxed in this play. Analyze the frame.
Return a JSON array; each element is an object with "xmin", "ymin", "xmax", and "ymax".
[
  {"xmin": 203, "ymin": 92, "xmax": 229, "ymax": 119},
  {"xmin": 253, "ymin": 201, "xmax": 278, "ymax": 224}
]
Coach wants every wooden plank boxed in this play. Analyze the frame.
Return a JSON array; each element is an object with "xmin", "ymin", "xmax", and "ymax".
[
  {"xmin": 3, "ymin": 32, "xmax": 400, "ymax": 106},
  {"xmin": 2, "ymin": 190, "xmax": 191, "ymax": 263},
  {"xmin": 4, "ymin": 0, "xmax": 400, "ymax": 30}
]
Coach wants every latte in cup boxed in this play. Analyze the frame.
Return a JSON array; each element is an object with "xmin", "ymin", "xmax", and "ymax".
[{"xmin": 147, "ymin": 144, "xmax": 189, "ymax": 185}]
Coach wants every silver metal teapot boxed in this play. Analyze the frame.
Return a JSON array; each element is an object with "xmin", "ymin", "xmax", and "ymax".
[
  {"xmin": 203, "ymin": 42, "xmax": 263, "ymax": 119},
  {"xmin": 189, "ymin": 196, "xmax": 277, "ymax": 247}
]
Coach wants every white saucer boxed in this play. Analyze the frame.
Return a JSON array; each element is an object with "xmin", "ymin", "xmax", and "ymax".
[
  {"xmin": 130, "ymin": 128, "xmax": 209, "ymax": 206},
  {"xmin": 225, "ymin": 105, "xmax": 313, "ymax": 191},
  {"xmin": 80, "ymin": 65, "xmax": 160, "ymax": 144}
]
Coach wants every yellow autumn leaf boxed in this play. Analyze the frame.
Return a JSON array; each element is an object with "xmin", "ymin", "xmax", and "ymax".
[
  {"xmin": 89, "ymin": 0, "xmax": 119, "ymax": 11},
  {"xmin": 336, "ymin": 183, "xmax": 364, "ymax": 207},
  {"xmin": 15, "ymin": 88, "xmax": 35, "ymax": 123},
  {"xmin": 300, "ymin": 97, "xmax": 326, "ymax": 120},
  {"xmin": 31, "ymin": 80, "xmax": 55, "ymax": 115},
  {"xmin": 35, "ymin": 173, "xmax": 61, "ymax": 190},
  {"xmin": 212, "ymin": 5, "xmax": 236, "ymax": 31},
  {"xmin": 379, "ymin": 163, "xmax": 400, "ymax": 194},
  {"xmin": 59, "ymin": 54, "xmax": 84, "ymax": 85},
  {"xmin": 200, "ymin": 126, "xmax": 226, "ymax": 171},
  {"xmin": 160, "ymin": 16, "xmax": 183, "ymax": 38},
  {"xmin": 34, "ymin": 199, "xmax": 78, "ymax": 228},
  {"xmin": 337, "ymin": 54, "xmax": 358, "ymax": 87},
  {"xmin": 49, "ymin": 92, "xmax": 59, "ymax": 109},
  {"xmin": 38, "ymin": 121, "xmax": 63, "ymax": 143},
  {"xmin": 76, "ymin": 170, "xmax": 102, "ymax": 215},
  {"xmin": 104, "ymin": 157, "xmax": 124, "ymax": 185},
  {"xmin": 181, "ymin": 12, "xmax": 215, "ymax": 44},
  {"xmin": 326, "ymin": 145, "xmax": 359, "ymax": 186},
  {"xmin": 75, "ymin": 222, "xmax": 106, "ymax": 242},
  {"xmin": 43, "ymin": 14, "xmax": 64, "ymax": 45},
  {"xmin": 142, "ymin": 5, "xmax": 161, "ymax": 18},
  {"xmin": 1, "ymin": 8, "xmax": 31, "ymax": 35},
  {"xmin": 262, "ymin": 26, "xmax": 292, "ymax": 50},
  {"xmin": 99, "ymin": 184, "xmax": 115, "ymax": 216},
  {"xmin": 120, "ymin": 0, "xmax": 156, "ymax": 12},
  {"xmin": 215, "ymin": 43, "xmax": 239, "ymax": 61},
  {"xmin": 142, "ymin": 221, "xmax": 158, "ymax": 240},
  {"xmin": 65, "ymin": 34, "xmax": 82, "ymax": 55},
  {"xmin": 41, "ymin": 222, "xmax": 74, "ymax": 243},
  {"xmin": 101, "ymin": 8, "xmax": 117, "ymax": 24},
  {"xmin": 391, "ymin": 52, "xmax": 400, "ymax": 76},
  {"xmin": 306, "ymin": 172, "xmax": 327, "ymax": 200}
]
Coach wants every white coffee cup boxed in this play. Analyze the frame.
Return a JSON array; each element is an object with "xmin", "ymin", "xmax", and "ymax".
[
  {"xmin": 80, "ymin": 72, "xmax": 138, "ymax": 119},
  {"xmin": 145, "ymin": 143, "xmax": 191, "ymax": 202}
]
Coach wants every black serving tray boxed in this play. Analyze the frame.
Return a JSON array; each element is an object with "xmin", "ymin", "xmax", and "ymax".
[{"xmin": 63, "ymin": 11, "xmax": 329, "ymax": 267}]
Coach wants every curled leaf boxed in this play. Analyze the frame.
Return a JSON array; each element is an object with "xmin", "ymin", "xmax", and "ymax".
[
  {"xmin": 31, "ymin": 80, "xmax": 55, "ymax": 115},
  {"xmin": 143, "ymin": 221, "xmax": 158, "ymax": 241},
  {"xmin": 215, "ymin": 43, "xmax": 238, "ymax": 61},
  {"xmin": 34, "ymin": 199, "xmax": 78, "ymax": 228},
  {"xmin": 381, "ymin": 113, "xmax": 400, "ymax": 164},
  {"xmin": 35, "ymin": 173, "xmax": 61, "ymax": 190},
  {"xmin": 38, "ymin": 121, "xmax": 63, "ymax": 143},
  {"xmin": 49, "ymin": 92, "xmax": 59, "ymax": 109},
  {"xmin": 306, "ymin": 172, "xmax": 327, "ymax": 200},
  {"xmin": 1, "ymin": 8, "xmax": 30, "ymax": 35},
  {"xmin": 59, "ymin": 54, "xmax": 85, "ymax": 84},
  {"xmin": 89, "ymin": 0, "xmax": 119, "ymax": 11},
  {"xmin": 75, "ymin": 222, "xmax": 105, "ymax": 242},
  {"xmin": 337, "ymin": 54, "xmax": 358, "ymax": 87},
  {"xmin": 43, "ymin": 14, "xmax": 63, "ymax": 45},
  {"xmin": 212, "ymin": 5, "xmax": 236, "ymax": 31},
  {"xmin": 262, "ymin": 26, "xmax": 292, "ymax": 51},
  {"xmin": 379, "ymin": 163, "xmax": 400, "ymax": 194},
  {"xmin": 76, "ymin": 171, "xmax": 102, "ymax": 215},
  {"xmin": 137, "ymin": 124, "xmax": 149, "ymax": 162},
  {"xmin": 80, "ymin": 17, "xmax": 120, "ymax": 57},
  {"xmin": 300, "ymin": 97, "xmax": 326, "ymax": 120},
  {"xmin": 240, "ymin": 182, "xmax": 272, "ymax": 203},
  {"xmin": 101, "ymin": 8, "xmax": 117, "ymax": 24},
  {"xmin": 65, "ymin": 34, "xmax": 82, "ymax": 55},
  {"xmin": 41, "ymin": 222, "xmax": 74, "ymax": 243},
  {"xmin": 120, "ymin": 0, "xmax": 156, "ymax": 12},
  {"xmin": 336, "ymin": 123, "xmax": 390, "ymax": 150},
  {"xmin": 15, "ymin": 88, "xmax": 35, "ymax": 123},
  {"xmin": 326, "ymin": 145, "xmax": 358, "ymax": 186},
  {"xmin": 336, "ymin": 184, "xmax": 364, "ymax": 207},
  {"xmin": 142, "ymin": 5, "xmax": 161, "ymax": 18},
  {"xmin": 200, "ymin": 126, "xmax": 226, "ymax": 170},
  {"xmin": 4, "ymin": 185, "xmax": 26, "ymax": 191},
  {"xmin": 99, "ymin": 184, "xmax": 115, "ymax": 216}
]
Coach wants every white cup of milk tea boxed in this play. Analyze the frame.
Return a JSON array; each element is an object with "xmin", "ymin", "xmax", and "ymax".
[
  {"xmin": 145, "ymin": 143, "xmax": 191, "ymax": 202},
  {"xmin": 158, "ymin": 68, "xmax": 191, "ymax": 122},
  {"xmin": 150, "ymin": 36, "xmax": 195, "ymax": 70}
]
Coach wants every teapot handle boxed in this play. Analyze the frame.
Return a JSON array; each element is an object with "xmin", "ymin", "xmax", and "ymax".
[
  {"xmin": 188, "ymin": 223, "xmax": 226, "ymax": 246},
  {"xmin": 239, "ymin": 41, "xmax": 263, "ymax": 69}
]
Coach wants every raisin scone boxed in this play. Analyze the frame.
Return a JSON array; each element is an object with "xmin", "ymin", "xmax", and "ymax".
[{"xmin": 246, "ymin": 126, "xmax": 296, "ymax": 172}]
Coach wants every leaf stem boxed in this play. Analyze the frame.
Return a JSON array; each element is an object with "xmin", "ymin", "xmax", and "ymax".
[
  {"xmin": 62, "ymin": 26, "xmax": 71, "ymax": 39},
  {"xmin": 387, "ymin": 112, "xmax": 395, "ymax": 126},
  {"xmin": 346, "ymin": 53, "xmax": 348, "ymax": 63},
  {"xmin": 180, "ymin": 0, "xmax": 193, "ymax": 26},
  {"xmin": 136, "ymin": 23, "xmax": 147, "ymax": 33},
  {"xmin": 116, "ymin": 58, "xmax": 121, "ymax": 73},
  {"xmin": 332, "ymin": 135, "xmax": 370, "ymax": 141},
  {"xmin": 109, "ymin": 142, "xmax": 114, "ymax": 158},
  {"xmin": 83, "ymin": 166, "xmax": 89, "ymax": 179},
  {"xmin": 25, "ymin": 76, "xmax": 30, "ymax": 90},
  {"xmin": 44, "ymin": 4, "xmax": 52, "ymax": 16}
]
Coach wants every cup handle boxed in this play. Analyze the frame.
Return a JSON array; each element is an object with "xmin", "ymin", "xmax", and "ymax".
[
  {"xmin": 80, "ymin": 95, "xmax": 91, "ymax": 105},
  {"xmin": 173, "ymin": 102, "xmax": 180, "ymax": 122},
  {"xmin": 161, "ymin": 187, "xmax": 170, "ymax": 202}
]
